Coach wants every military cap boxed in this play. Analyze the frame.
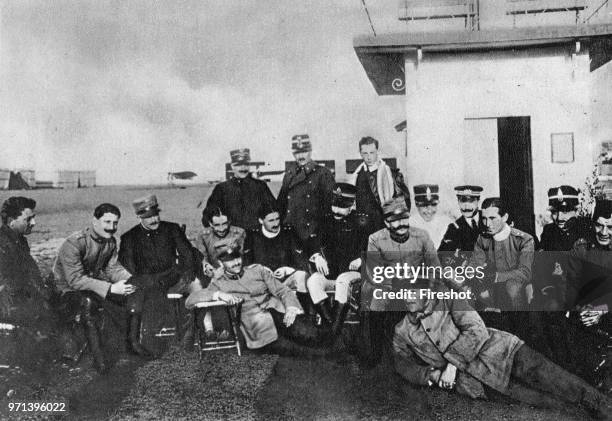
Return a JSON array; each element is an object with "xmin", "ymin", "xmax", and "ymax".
[
  {"xmin": 593, "ymin": 199, "xmax": 612, "ymax": 221},
  {"xmin": 547, "ymin": 185, "xmax": 579, "ymax": 211},
  {"xmin": 414, "ymin": 184, "xmax": 439, "ymax": 206},
  {"xmin": 382, "ymin": 196, "xmax": 410, "ymax": 222},
  {"xmin": 454, "ymin": 185, "xmax": 483, "ymax": 198},
  {"xmin": 132, "ymin": 194, "xmax": 160, "ymax": 218},
  {"xmin": 217, "ymin": 246, "xmax": 243, "ymax": 262},
  {"xmin": 291, "ymin": 134, "xmax": 312, "ymax": 152},
  {"xmin": 230, "ymin": 148, "xmax": 251, "ymax": 165},
  {"xmin": 332, "ymin": 182, "xmax": 357, "ymax": 208}
]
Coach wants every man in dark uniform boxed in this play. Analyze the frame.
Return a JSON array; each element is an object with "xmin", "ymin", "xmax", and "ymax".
[
  {"xmin": 119, "ymin": 194, "xmax": 199, "ymax": 349},
  {"xmin": 277, "ymin": 134, "xmax": 335, "ymax": 244},
  {"xmin": 119, "ymin": 194, "xmax": 197, "ymax": 293},
  {"xmin": 306, "ymin": 183, "xmax": 370, "ymax": 335},
  {"xmin": 243, "ymin": 203, "xmax": 310, "ymax": 311},
  {"xmin": 351, "ymin": 136, "xmax": 410, "ymax": 234},
  {"xmin": 203, "ymin": 148, "xmax": 276, "ymax": 230},
  {"xmin": 0, "ymin": 197, "xmax": 58, "ymax": 368},
  {"xmin": 535, "ymin": 186, "xmax": 588, "ymax": 310},
  {"xmin": 565, "ymin": 199, "xmax": 612, "ymax": 390},
  {"xmin": 439, "ymin": 185, "xmax": 484, "ymax": 264}
]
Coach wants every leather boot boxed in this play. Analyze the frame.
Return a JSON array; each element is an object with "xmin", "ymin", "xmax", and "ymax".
[
  {"xmin": 181, "ymin": 311, "xmax": 196, "ymax": 352},
  {"xmin": 331, "ymin": 302, "xmax": 350, "ymax": 336},
  {"xmin": 127, "ymin": 313, "xmax": 154, "ymax": 359},
  {"xmin": 314, "ymin": 300, "xmax": 333, "ymax": 326},
  {"xmin": 81, "ymin": 301, "xmax": 108, "ymax": 374},
  {"xmin": 297, "ymin": 292, "xmax": 317, "ymax": 322}
]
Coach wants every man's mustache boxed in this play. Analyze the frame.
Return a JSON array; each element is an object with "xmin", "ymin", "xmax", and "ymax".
[
  {"xmin": 105, "ymin": 229, "xmax": 117, "ymax": 234},
  {"xmin": 390, "ymin": 225, "xmax": 410, "ymax": 231}
]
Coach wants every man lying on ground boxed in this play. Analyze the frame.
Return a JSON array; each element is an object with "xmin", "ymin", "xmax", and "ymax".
[
  {"xmin": 185, "ymin": 247, "xmax": 331, "ymax": 357},
  {"xmin": 392, "ymin": 278, "xmax": 612, "ymax": 420}
]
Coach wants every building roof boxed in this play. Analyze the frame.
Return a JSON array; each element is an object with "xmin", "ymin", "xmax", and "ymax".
[{"xmin": 354, "ymin": 24, "xmax": 612, "ymax": 95}]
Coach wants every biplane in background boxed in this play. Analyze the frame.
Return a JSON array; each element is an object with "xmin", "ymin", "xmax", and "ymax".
[{"xmin": 167, "ymin": 171, "xmax": 198, "ymax": 188}]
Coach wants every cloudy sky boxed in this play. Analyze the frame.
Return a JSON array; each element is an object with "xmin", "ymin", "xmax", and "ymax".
[
  {"xmin": 2, "ymin": 1, "xmax": 611, "ymax": 184},
  {"xmin": 0, "ymin": 1, "xmax": 412, "ymax": 184}
]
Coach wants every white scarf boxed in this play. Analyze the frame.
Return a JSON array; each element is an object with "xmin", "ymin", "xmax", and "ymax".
[{"xmin": 350, "ymin": 158, "xmax": 394, "ymax": 205}]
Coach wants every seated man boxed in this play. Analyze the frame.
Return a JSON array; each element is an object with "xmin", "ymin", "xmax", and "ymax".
[
  {"xmin": 307, "ymin": 183, "xmax": 369, "ymax": 335},
  {"xmin": 198, "ymin": 206, "xmax": 246, "ymax": 280},
  {"xmin": 243, "ymin": 204, "xmax": 311, "ymax": 313},
  {"xmin": 393, "ymin": 279, "xmax": 612, "ymax": 420},
  {"xmin": 53, "ymin": 203, "xmax": 152, "ymax": 374},
  {"xmin": 119, "ymin": 194, "xmax": 199, "ymax": 348},
  {"xmin": 185, "ymin": 247, "xmax": 330, "ymax": 357}
]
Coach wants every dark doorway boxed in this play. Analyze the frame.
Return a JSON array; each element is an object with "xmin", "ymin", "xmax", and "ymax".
[{"xmin": 497, "ymin": 117, "xmax": 535, "ymax": 236}]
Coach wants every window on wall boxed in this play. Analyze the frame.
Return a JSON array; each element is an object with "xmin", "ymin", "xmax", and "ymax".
[{"xmin": 551, "ymin": 132, "xmax": 574, "ymax": 163}]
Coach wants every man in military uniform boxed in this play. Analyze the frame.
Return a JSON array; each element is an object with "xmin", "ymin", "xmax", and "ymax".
[
  {"xmin": 408, "ymin": 184, "xmax": 452, "ymax": 249},
  {"xmin": 119, "ymin": 194, "xmax": 197, "ymax": 293},
  {"xmin": 360, "ymin": 196, "xmax": 440, "ymax": 366},
  {"xmin": 439, "ymin": 185, "xmax": 484, "ymax": 263},
  {"xmin": 203, "ymin": 148, "xmax": 276, "ymax": 230},
  {"xmin": 119, "ymin": 194, "xmax": 199, "ymax": 349},
  {"xmin": 306, "ymin": 183, "xmax": 369, "ymax": 335},
  {"xmin": 277, "ymin": 134, "xmax": 335, "ymax": 244},
  {"xmin": 198, "ymin": 206, "xmax": 246, "ymax": 276},
  {"xmin": 54, "ymin": 203, "xmax": 152, "ymax": 373},
  {"xmin": 0, "ymin": 197, "xmax": 58, "ymax": 369},
  {"xmin": 467, "ymin": 198, "xmax": 534, "ymax": 337},
  {"xmin": 243, "ymin": 203, "xmax": 310, "ymax": 312},
  {"xmin": 351, "ymin": 136, "xmax": 410, "ymax": 234},
  {"xmin": 185, "ymin": 247, "xmax": 330, "ymax": 357}
]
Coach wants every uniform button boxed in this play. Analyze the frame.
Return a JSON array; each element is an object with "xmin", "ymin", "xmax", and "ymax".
[
  {"xmin": 287, "ymin": 210, "xmax": 291, "ymax": 214},
  {"xmin": 425, "ymin": 328, "xmax": 430, "ymax": 332},
  {"xmin": 308, "ymin": 181, "xmax": 312, "ymax": 184},
  {"xmin": 306, "ymin": 223, "xmax": 310, "ymax": 226},
  {"xmin": 306, "ymin": 209, "xmax": 309, "ymax": 213},
  {"xmin": 435, "ymin": 340, "xmax": 440, "ymax": 346},
  {"xmin": 287, "ymin": 195, "xmax": 291, "ymax": 199},
  {"xmin": 306, "ymin": 195, "xmax": 310, "ymax": 198}
]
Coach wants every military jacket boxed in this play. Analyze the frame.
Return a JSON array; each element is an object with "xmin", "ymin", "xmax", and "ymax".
[
  {"xmin": 243, "ymin": 226, "xmax": 308, "ymax": 272},
  {"xmin": 119, "ymin": 221, "xmax": 196, "ymax": 284},
  {"xmin": 277, "ymin": 161, "xmax": 335, "ymax": 242},
  {"xmin": 204, "ymin": 175, "xmax": 276, "ymax": 230},
  {"xmin": 408, "ymin": 212, "xmax": 453, "ymax": 250},
  {"xmin": 566, "ymin": 235, "xmax": 612, "ymax": 310},
  {"xmin": 439, "ymin": 213, "xmax": 484, "ymax": 254},
  {"xmin": 197, "ymin": 226, "xmax": 246, "ymax": 267}
]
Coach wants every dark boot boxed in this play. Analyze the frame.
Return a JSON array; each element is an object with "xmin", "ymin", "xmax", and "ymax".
[
  {"xmin": 181, "ymin": 311, "xmax": 196, "ymax": 352},
  {"xmin": 127, "ymin": 314, "xmax": 154, "ymax": 359},
  {"xmin": 80, "ymin": 300, "xmax": 108, "ymax": 374},
  {"xmin": 331, "ymin": 302, "xmax": 350, "ymax": 336},
  {"xmin": 297, "ymin": 292, "xmax": 316, "ymax": 322},
  {"xmin": 314, "ymin": 300, "xmax": 333, "ymax": 326}
]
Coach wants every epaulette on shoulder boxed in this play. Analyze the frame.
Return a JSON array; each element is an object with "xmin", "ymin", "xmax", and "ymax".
[{"xmin": 510, "ymin": 228, "xmax": 524, "ymax": 237}]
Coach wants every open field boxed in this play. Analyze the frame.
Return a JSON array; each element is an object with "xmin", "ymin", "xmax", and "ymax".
[{"xmin": 0, "ymin": 184, "xmax": 601, "ymax": 420}]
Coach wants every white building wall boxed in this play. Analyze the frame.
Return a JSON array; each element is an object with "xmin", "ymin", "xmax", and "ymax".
[{"xmin": 404, "ymin": 45, "xmax": 595, "ymax": 229}]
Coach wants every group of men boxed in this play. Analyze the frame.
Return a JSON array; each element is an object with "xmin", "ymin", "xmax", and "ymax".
[{"xmin": 2, "ymin": 133, "xmax": 612, "ymax": 418}]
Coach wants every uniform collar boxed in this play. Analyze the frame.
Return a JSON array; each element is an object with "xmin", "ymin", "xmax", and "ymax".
[
  {"xmin": 493, "ymin": 224, "xmax": 511, "ymax": 241},
  {"xmin": 224, "ymin": 269, "xmax": 244, "ymax": 280},
  {"xmin": 87, "ymin": 226, "xmax": 115, "ymax": 244},
  {"xmin": 261, "ymin": 227, "xmax": 280, "ymax": 239}
]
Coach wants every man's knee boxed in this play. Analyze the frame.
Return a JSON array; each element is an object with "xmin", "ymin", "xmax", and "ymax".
[
  {"xmin": 307, "ymin": 273, "xmax": 326, "ymax": 291},
  {"xmin": 293, "ymin": 270, "xmax": 308, "ymax": 292}
]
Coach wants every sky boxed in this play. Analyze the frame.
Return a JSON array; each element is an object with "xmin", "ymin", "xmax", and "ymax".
[{"xmin": 1, "ymin": 0, "xmax": 611, "ymax": 185}]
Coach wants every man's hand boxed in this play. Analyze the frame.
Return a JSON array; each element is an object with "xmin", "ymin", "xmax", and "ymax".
[
  {"xmin": 314, "ymin": 255, "xmax": 329, "ymax": 276},
  {"xmin": 428, "ymin": 368, "xmax": 442, "ymax": 386},
  {"xmin": 110, "ymin": 280, "xmax": 136, "ymax": 296},
  {"xmin": 580, "ymin": 306, "xmax": 608, "ymax": 327},
  {"xmin": 283, "ymin": 307, "xmax": 301, "ymax": 327},
  {"xmin": 349, "ymin": 258, "xmax": 362, "ymax": 271},
  {"xmin": 217, "ymin": 292, "xmax": 241, "ymax": 305},
  {"xmin": 438, "ymin": 363, "xmax": 457, "ymax": 389}
]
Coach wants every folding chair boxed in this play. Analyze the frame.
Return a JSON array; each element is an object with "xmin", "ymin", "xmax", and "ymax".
[{"xmin": 193, "ymin": 300, "xmax": 242, "ymax": 359}]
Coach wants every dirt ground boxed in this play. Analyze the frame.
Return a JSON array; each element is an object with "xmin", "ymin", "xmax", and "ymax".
[{"xmin": 0, "ymin": 185, "xmax": 605, "ymax": 420}]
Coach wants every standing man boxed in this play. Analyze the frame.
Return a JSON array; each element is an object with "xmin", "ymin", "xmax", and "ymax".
[
  {"xmin": 277, "ymin": 134, "xmax": 335, "ymax": 244},
  {"xmin": 54, "ymin": 203, "xmax": 152, "ymax": 373},
  {"xmin": 306, "ymin": 183, "xmax": 370, "ymax": 335},
  {"xmin": 467, "ymin": 197, "xmax": 534, "ymax": 336},
  {"xmin": 351, "ymin": 136, "xmax": 410, "ymax": 234},
  {"xmin": 0, "ymin": 197, "xmax": 58, "ymax": 362},
  {"xmin": 243, "ymin": 203, "xmax": 310, "ymax": 311},
  {"xmin": 408, "ymin": 184, "xmax": 452, "ymax": 249},
  {"xmin": 204, "ymin": 148, "xmax": 276, "ymax": 230},
  {"xmin": 361, "ymin": 196, "xmax": 440, "ymax": 366},
  {"xmin": 439, "ymin": 185, "xmax": 484, "ymax": 261}
]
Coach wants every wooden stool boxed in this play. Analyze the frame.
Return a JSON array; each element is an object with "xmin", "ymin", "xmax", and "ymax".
[
  {"xmin": 193, "ymin": 301, "xmax": 241, "ymax": 359},
  {"xmin": 165, "ymin": 293, "xmax": 183, "ymax": 340}
]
